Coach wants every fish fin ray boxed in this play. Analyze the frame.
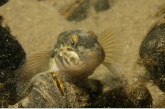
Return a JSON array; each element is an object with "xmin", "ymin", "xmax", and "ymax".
[
  {"xmin": 15, "ymin": 51, "xmax": 52, "ymax": 96},
  {"xmin": 102, "ymin": 62, "xmax": 121, "ymax": 77},
  {"xmin": 98, "ymin": 28, "xmax": 123, "ymax": 65}
]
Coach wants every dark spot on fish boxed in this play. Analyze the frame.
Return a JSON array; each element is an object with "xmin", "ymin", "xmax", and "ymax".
[
  {"xmin": 57, "ymin": 54, "xmax": 66, "ymax": 68},
  {"xmin": 78, "ymin": 41, "xmax": 96, "ymax": 48},
  {"xmin": 80, "ymin": 51, "xmax": 83, "ymax": 54},
  {"xmin": 63, "ymin": 52, "xmax": 67, "ymax": 55},
  {"xmin": 64, "ymin": 58, "xmax": 70, "ymax": 65},
  {"xmin": 51, "ymin": 52, "xmax": 56, "ymax": 58},
  {"xmin": 70, "ymin": 57, "xmax": 76, "ymax": 63},
  {"xmin": 67, "ymin": 48, "xmax": 73, "ymax": 51}
]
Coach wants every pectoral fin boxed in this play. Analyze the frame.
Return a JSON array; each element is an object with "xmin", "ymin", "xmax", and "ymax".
[
  {"xmin": 15, "ymin": 51, "xmax": 52, "ymax": 96},
  {"xmin": 102, "ymin": 62, "xmax": 121, "ymax": 77},
  {"xmin": 98, "ymin": 28, "xmax": 123, "ymax": 77}
]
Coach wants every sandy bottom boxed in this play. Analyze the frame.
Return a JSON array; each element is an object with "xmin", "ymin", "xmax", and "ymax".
[{"xmin": 0, "ymin": 0, "xmax": 165, "ymax": 107}]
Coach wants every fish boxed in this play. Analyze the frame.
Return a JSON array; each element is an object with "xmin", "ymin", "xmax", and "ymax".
[{"xmin": 15, "ymin": 29, "xmax": 123, "ymax": 97}]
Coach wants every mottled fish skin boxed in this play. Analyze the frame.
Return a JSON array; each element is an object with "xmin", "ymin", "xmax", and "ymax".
[
  {"xmin": 51, "ymin": 30, "xmax": 105, "ymax": 77},
  {"xmin": 15, "ymin": 30, "xmax": 105, "ymax": 96},
  {"xmin": 13, "ymin": 28, "xmax": 124, "ymax": 107}
]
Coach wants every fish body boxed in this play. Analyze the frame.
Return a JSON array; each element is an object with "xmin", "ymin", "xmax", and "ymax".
[
  {"xmin": 15, "ymin": 30, "xmax": 105, "ymax": 95},
  {"xmin": 52, "ymin": 30, "xmax": 105, "ymax": 77},
  {"xmin": 15, "ymin": 30, "xmax": 120, "ymax": 107}
]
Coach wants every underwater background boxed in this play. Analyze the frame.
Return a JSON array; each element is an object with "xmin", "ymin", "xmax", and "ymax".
[{"xmin": 1, "ymin": 0, "xmax": 165, "ymax": 107}]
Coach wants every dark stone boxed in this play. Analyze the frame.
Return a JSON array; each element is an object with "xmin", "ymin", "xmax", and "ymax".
[
  {"xmin": 0, "ymin": 16, "xmax": 26, "ymax": 107},
  {"xmin": 93, "ymin": 0, "xmax": 110, "ymax": 12},
  {"xmin": 0, "ymin": 26, "xmax": 26, "ymax": 72},
  {"xmin": 11, "ymin": 72, "xmax": 103, "ymax": 108},
  {"xmin": 139, "ymin": 18, "xmax": 165, "ymax": 92},
  {"xmin": 0, "ymin": 0, "xmax": 9, "ymax": 7},
  {"xmin": 94, "ymin": 84, "xmax": 152, "ymax": 108},
  {"xmin": 61, "ymin": 0, "xmax": 89, "ymax": 22}
]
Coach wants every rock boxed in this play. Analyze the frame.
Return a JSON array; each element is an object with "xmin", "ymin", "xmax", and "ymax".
[{"xmin": 139, "ymin": 18, "xmax": 165, "ymax": 92}]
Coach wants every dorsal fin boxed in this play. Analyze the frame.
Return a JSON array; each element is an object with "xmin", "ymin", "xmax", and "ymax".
[{"xmin": 15, "ymin": 51, "xmax": 52, "ymax": 96}]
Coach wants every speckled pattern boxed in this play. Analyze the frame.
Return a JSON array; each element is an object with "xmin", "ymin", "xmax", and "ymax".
[{"xmin": 0, "ymin": 0, "xmax": 165, "ymax": 107}]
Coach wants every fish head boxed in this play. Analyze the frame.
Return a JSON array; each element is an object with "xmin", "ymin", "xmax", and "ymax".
[{"xmin": 51, "ymin": 30, "xmax": 105, "ymax": 77}]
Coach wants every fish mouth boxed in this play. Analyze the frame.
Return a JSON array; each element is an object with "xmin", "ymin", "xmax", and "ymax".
[
  {"xmin": 55, "ymin": 54, "xmax": 85, "ymax": 69},
  {"xmin": 54, "ymin": 48, "xmax": 104, "ymax": 74},
  {"xmin": 54, "ymin": 54, "xmax": 79, "ymax": 66}
]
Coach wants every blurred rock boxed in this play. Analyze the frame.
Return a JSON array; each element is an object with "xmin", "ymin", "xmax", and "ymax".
[
  {"xmin": 0, "ymin": 0, "xmax": 8, "ymax": 7},
  {"xmin": 61, "ymin": 0, "xmax": 89, "ymax": 21},
  {"xmin": 0, "ymin": 16, "xmax": 26, "ymax": 107},
  {"xmin": 139, "ymin": 18, "xmax": 165, "ymax": 92},
  {"xmin": 94, "ymin": 83, "xmax": 152, "ymax": 108},
  {"xmin": 93, "ymin": 0, "xmax": 110, "ymax": 12},
  {"xmin": 11, "ymin": 72, "xmax": 102, "ymax": 108}
]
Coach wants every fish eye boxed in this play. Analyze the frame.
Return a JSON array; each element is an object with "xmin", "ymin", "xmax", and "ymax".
[
  {"xmin": 70, "ymin": 34, "xmax": 78, "ymax": 48},
  {"xmin": 71, "ymin": 39, "xmax": 74, "ymax": 45}
]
